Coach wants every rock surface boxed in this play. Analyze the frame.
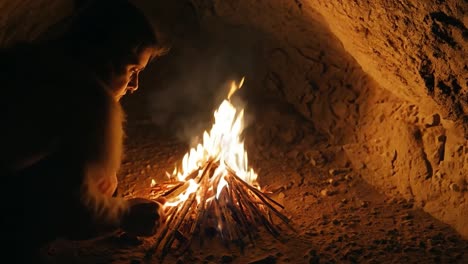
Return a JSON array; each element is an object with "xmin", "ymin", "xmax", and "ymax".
[{"xmin": 187, "ymin": 0, "xmax": 468, "ymax": 238}]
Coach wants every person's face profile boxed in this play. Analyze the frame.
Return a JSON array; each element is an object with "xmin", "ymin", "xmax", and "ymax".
[{"xmin": 109, "ymin": 47, "xmax": 155, "ymax": 101}]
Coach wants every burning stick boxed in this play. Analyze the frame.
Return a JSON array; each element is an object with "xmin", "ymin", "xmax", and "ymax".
[
  {"xmin": 146, "ymin": 161, "xmax": 294, "ymax": 260},
  {"xmin": 145, "ymin": 78, "xmax": 295, "ymax": 260}
]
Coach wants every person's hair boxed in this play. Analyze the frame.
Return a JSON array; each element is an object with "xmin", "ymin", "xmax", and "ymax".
[{"xmin": 60, "ymin": 0, "xmax": 168, "ymax": 79}]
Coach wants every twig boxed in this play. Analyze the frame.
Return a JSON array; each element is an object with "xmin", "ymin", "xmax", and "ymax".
[{"xmin": 146, "ymin": 160, "xmax": 295, "ymax": 261}]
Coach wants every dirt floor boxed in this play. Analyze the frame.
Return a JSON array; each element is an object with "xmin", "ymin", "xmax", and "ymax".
[{"xmin": 40, "ymin": 96, "xmax": 468, "ymax": 264}]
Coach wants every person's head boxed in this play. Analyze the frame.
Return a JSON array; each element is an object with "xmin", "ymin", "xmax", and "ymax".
[{"xmin": 61, "ymin": 0, "xmax": 169, "ymax": 100}]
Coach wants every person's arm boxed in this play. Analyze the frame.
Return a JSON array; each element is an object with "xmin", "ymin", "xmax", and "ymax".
[
  {"xmin": 62, "ymin": 80, "xmax": 163, "ymax": 239},
  {"xmin": 62, "ymin": 83, "xmax": 129, "ymax": 239}
]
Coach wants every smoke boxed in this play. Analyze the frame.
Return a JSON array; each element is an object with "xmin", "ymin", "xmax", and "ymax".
[{"xmin": 143, "ymin": 22, "xmax": 259, "ymax": 145}]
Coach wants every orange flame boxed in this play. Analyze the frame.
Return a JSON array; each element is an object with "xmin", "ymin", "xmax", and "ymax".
[{"xmin": 164, "ymin": 77, "xmax": 259, "ymax": 207}]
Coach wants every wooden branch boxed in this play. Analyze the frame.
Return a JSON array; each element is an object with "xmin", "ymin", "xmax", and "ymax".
[{"xmin": 146, "ymin": 159, "xmax": 295, "ymax": 261}]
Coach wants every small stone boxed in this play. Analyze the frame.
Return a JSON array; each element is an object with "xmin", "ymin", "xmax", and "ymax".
[
  {"xmin": 320, "ymin": 189, "xmax": 331, "ymax": 196},
  {"xmin": 328, "ymin": 178, "xmax": 339, "ymax": 186},
  {"xmin": 310, "ymin": 158, "xmax": 317, "ymax": 166},
  {"xmin": 449, "ymin": 183, "xmax": 460, "ymax": 192},
  {"xmin": 205, "ymin": 255, "xmax": 215, "ymax": 261},
  {"xmin": 434, "ymin": 171, "xmax": 443, "ymax": 180},
  {"xmin": 331, "ymin": 101, "xmax": 348, "ymax": 119}
]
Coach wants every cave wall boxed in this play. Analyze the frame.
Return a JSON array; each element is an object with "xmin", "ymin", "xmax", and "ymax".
[
  {"xmin": 311, "ymin": 0, "xmax": 468, "ymax": 130},
  {"xmin": 191, "ymin": 0, "xmax": 468, "ymax": 238},
  {"xmin": 1, "ymin": 0, "xmax": 466, "ymax": 238}
]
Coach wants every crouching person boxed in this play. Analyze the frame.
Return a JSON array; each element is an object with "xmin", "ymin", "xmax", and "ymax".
[{"xmin": 0, "ymin": 0, "xmax": 171, "ymax": 262}]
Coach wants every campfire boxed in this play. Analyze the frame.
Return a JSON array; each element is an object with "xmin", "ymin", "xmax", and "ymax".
[{"xmin": 146, "ymin": 78, "xmax": 293, "ymax": 259}]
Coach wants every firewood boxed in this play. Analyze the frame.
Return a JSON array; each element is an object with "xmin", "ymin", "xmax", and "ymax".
[{"xmin": 146, "ymin": 160, "xmax": 295, "ymax": 260}]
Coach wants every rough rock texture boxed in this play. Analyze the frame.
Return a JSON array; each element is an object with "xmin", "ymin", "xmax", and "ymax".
[
  {"xmin": 186, "ymin": 0, "xmax": 468, "ymax": 238},
  {"xmin": 312, "ymin": 0, "xmax": 468, "ymax": 129},
  {"xmin": 1, "ymin": 0, "xmax": 467, "ymax": 242}
]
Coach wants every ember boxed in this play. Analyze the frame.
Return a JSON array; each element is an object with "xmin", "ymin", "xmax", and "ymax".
[{"xmin": 146, "ymin": 78, "xmax": 293, "ymax": 259}]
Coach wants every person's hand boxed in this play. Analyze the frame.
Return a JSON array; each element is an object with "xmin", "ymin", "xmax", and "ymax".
[
  {"xmin": 120, "ymin": 197, "xmax": 165, "ymax": 237},
  {"xmin": 96, "ymin": 174, "xmax": 118, "ymax": 197}
]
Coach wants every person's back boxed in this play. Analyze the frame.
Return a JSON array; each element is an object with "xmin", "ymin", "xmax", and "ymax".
[
  {"xmin": 0, "ymin": 0, "xmax": 169, "ymax": 262},
  {"xmin": 1, "ymin": 41, "xmax": 127, "ymax": 262}
]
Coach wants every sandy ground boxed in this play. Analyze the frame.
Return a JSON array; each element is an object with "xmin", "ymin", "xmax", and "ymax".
[{"xmin": 40, "ymin": 97, "xmax": 468, "ymax": 264}]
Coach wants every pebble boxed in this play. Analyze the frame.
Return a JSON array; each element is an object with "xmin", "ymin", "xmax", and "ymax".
[
  {"xmin": 320, "ymin": 189, "xmax": 336, "ymax": 196},
  {"xmin": 449, "ymin": 183, "xmax": 460, "ymax": 192},
  {"xmin": 328, "ymin": 178, "xmax": 339, "ymax": 186},
  {"xmin": 310, "ymin": 158, "xmax": 317, "ymax": 166},
  {"xmin": 278, "ymin": 192, "xmax": 285, "ymax": 199}
]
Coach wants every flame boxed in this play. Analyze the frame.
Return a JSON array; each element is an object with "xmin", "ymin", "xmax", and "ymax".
[{"xmin": 163, "ymin": 77, "xmax": 259, "ymax": 207}]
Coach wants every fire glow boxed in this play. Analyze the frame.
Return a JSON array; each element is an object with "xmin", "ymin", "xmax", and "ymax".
[
  {"xmin": 166, "ymin": 77, "xmax": 259, "ymax": 205},
  {"xmin": 147, "ymin": 78, "xmax": 292, "ymax": 258}
]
